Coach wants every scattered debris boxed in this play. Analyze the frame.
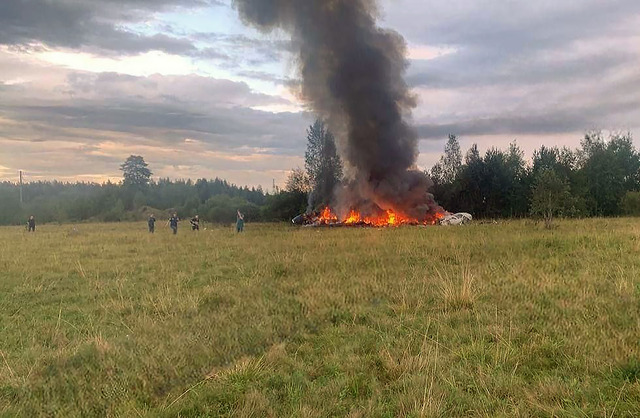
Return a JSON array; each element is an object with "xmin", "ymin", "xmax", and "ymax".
[{"xmin": 439, "ymin": 213, "xmax": 472, "ymax": 226}]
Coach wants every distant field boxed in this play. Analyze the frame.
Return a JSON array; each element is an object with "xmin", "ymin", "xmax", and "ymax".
[{"xmin": 1, "ymin": 220, "xmax": 639, "ymax": 416}]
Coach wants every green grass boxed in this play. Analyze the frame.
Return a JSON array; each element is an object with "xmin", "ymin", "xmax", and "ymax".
[{"xmin": 1, "ymin": 219, "xmax": 639, "ymax": 417}]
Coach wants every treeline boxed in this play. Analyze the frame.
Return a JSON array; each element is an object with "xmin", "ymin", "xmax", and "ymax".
[
  {"xmin": 429, "ymin": 131, "xmax": 640, "ymax": 219},
  {"xmin": 0, "ymin": 178, "xmax": 307, "ymax": 226},
  {"xmin": 0, "ymin": 120, "xmax": 341, "ymax": 227},
  {"xmin": 4, "ymin": 126, "xmax": 639, "ymax": 227}
]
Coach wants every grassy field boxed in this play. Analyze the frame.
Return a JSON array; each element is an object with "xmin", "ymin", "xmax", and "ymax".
[{"xmin": 1, "ymin": 219, "xmax": 639, "ymax": 417}]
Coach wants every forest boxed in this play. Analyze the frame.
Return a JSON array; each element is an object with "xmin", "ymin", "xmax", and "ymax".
[
  {"xmin": 1, "ymin": 125, "xmax": 639, "ymax": 226},
  {"xmin": 429, "ymin": 130, "xmax": 640, "ymax": 219}
]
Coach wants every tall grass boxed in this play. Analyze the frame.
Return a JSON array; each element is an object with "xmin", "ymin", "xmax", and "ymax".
[
  {"xmin": 438, "ymin": 265, "xmax": 476, "ymax": 311},
  {"xmin": 0, "ymin": 219, "xmax": 639, "ymax": 416}
]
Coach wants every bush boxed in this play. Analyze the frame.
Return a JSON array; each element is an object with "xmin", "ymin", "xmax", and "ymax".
[
  {"xmin": 621, "ymin": 191, "xmax": 640, "ymax": 216},
  {"xmin": 530, "ymin": 169, "xmax": 572, "ymax": 228},
  {"xmin": 103, "ymin": 200, "xmax": 125, "ymax": 222},
  {"xmin": 200, "ymin": 195, "xmax": 259, "ymax": 223},
  {"xmin": 261, "ymin": 191, "xmax": 307, "ymax": 222}
]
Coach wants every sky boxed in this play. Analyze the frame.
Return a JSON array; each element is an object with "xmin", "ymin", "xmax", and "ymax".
[{"xmin": 1, "ymin": 0, "xmax": 639, "ymax": 189}]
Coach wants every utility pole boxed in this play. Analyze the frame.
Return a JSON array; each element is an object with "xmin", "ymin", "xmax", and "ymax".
[{"xmin": 19, "ymin": 170, "xmax": 23, "ymax": 205}]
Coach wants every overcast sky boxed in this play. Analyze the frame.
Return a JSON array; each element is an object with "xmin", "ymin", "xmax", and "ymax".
[{"xmin": 1, "ymin": 0, "xmax": 639, "ymax": 188}]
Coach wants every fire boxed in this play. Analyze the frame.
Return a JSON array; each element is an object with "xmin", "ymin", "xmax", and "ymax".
[
  {"xmin": 312, "ymin": 206, "xmax": 443, "ymax": 227},
  {"xmin": 387, "ymin": 210, "xmax": 396, "ymax": 225},
  {"xmin": 345, "ymin": 210, "xmax": 361, "ymax": 224},
  {"xmin": 346, "ymin": 210, "xmax": 392, "ymax": 226},
  {"xmin": 317, "ymin": 206, "xmax": 338, "ymax": 224}
]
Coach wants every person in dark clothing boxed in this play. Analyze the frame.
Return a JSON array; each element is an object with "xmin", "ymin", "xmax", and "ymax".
[
  {"xmin": 236, "ymin": 210, "xmax": 244, "ymax": 233},
  {"xmin": 27, "ymin": 215, "xmax": 36, "ymax": 232},
  {"xmin": 148, "ymin": 214, "xmax": 156, "ymax": 233},
  {"xmin": 190, "ymin": 215, "xmax": 200, "ymax": 231},
  {"xmin": 168, "ymin": 213, "xmax": 179, "ymax": 235}
]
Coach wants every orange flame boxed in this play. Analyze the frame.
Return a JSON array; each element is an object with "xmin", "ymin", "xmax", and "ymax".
[
  {"xmin": 387, "ymin": 210, "xmax": 396, "ymax": 225},
  {"xmin": 314, "ymin": 206, "xmax": 446, "ymax": 227},
  {"xmin": 318, "ymin": 206, "xmax": 338, "ymax": 224},
  {"xmin": 345, "ymin": 210, "xmax": 361, "ymax": 224}
]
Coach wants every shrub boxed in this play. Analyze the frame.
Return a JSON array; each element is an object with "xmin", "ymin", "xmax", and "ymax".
[{"xmin": 620, "ymin": 191, "xmax": 640, "ymax": 216}]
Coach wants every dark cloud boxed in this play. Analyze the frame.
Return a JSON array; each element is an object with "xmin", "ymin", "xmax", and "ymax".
[
  {"xmin": 0, "ymin": 66, "xmax": 310, "ymax": 184},
  {"xmin": 0, "ymin": 0, "xmax": 220, "ymax": 55},
  {"xmin": 408, "ymin": 49, "xmax": 637, "ymax": 89},
  {"xmin": 417, "ymin": 95, "xmax": 640, "ymax": 140},
  {"xmin": 418, "ymin": 114, "xmax": 588, "ymax": 140},
  {"xmin": 385, "ymin": 0, "xmax": 640, "ymax": 52},
  {"xmin": 198, "ymin": 47, "xmax": 231, "ymax": 60},
  {"xmin": 0, "ymin": 67, "xmax": 310, "ymax": 156},
  {"xmin": 374, "ymin": 0, "xmax": 640, "ymax": 141},
  {"xmin": 1, "ymin": 101, "xmax": 306, "ymax": 151},
  {"xmin": 396, "ymin": 0, "xmax": 640, "ymax": 89},
  {"xmin": 62, "ymin": 72, "xmax": 287, "ymax": 106},
  {"xmin": 0, "ymin": 0, "xmax": 289, "ymax": 70}
]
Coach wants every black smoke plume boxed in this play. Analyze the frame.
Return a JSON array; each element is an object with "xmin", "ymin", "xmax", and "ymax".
[{"xmin": 233, "ymin": 0, "xmax": 442, "ymax": 220}]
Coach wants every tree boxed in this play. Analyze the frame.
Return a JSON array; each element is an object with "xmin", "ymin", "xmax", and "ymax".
[
  {"xmin": 431, "ymin": 134, "xmax": 462, "ymax": 185},
  {"xmin": 608, "ymin": 132, "xmax": 640, "ymax": 191},
  {"xmin": 120, "ymin": 155, "xmax": 152, "ymax": 188},
  {"xmin": 532, "ymin": 145, "xmax": 575, "ymax": 180},
  {"xmin": 530, "ymin": 169, "xmax": 572, "ymax": 228},
  {"xmin": 429, "ymin": 163, "xmax": 445, "ymax": 186},
  {"xmin": 429, "ymin": 135, "xmax": 463, "ymax": 211},
  {"xmin": 133, "ymin": 190, "xmax": 147, "ymax": 210},
  {"xmin": 304, "ymin": 120, "xmax": 343, "ymax": 209},
  {"xmin": 578, "ymin": 131, "xmax": 640, "ymax": 216},
  {"xmin": 505, "ymin": 141, "xmax": 529, "ymax": 217},
  {"xmin": 482, "ymin": 148, "xmax": 511, "ymax": 218},
  {"xmin": 285, "ymin": 168, "xmax": 312, "ymax": 193},
  {"xmin": 261, "ymin": 191, "xmax": 308, "ymax": 221},
  {"xmin": 454, "ymin": 143, "xmax": 486, "ymax": 216}
]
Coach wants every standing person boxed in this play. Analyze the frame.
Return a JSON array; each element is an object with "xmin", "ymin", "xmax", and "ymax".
[
  {"xmin": 190, "ymin": 215, "xmax": 200, "ymax": 231},
  {"xmin": 148, "ymin": 214, "xmax": 156, "ymax": 233},
  {"xmin": 27, "ymin": 215, "xmax": 36, "ymax": 232},
  {"xmin": 236, "ymin": 210, "xmax": 244, "ymax": 233},
  {"xmin": 168, "ymin": 213, "xmax": 180, "ymax": 235}
]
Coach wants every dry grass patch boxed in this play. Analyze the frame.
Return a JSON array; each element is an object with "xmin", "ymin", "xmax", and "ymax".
[{"xmin": 437, "ymin": 265, "xmax": 476, "ymax": 311}]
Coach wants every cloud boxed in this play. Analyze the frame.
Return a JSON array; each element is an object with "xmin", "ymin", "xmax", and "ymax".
[
  {"xmin": 374, "ymin": 0, "xmax": 640, "ymax": 141},
  {"xmin": 234, "ymin": 70, "xmax": 293, "ymax": 86},
  {"xmin": 193, "ymin": 33, "xmax": 293, "ymax": 74},
  {"xmin": 0, "ymin": 50, "xmax": 311, "ymax": 186},
  {"xmin": 407, "ymin": 47, "xmax": 637, "ymax": 89},
  {"xmin": 383, "ymin": 0, "xmax": 640, "ymax": 50},
  {"xmin": 2, "ymin": 101, "xmax": 308, "ymax": 151},
  {"xmin": 0, "ymin": 0, "xmax": 214, "ymax": 55},
  {"xmin": 0, "ymin": 0, "xmax": 289, "ymax": 72},
  {"xmin": 2, "ymin": 0, "xmax": 640, "ymax": 183}
]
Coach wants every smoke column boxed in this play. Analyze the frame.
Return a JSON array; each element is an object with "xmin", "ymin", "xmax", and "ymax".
[{"xmin": 233, "ymin": 0, "xmax": 442, "ymax": 220}]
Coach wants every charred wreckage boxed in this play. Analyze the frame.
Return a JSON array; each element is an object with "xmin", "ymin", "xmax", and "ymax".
[
  {"xmin": 234, "ymin": 0, "xmax": 469, "ymax": 226},
  {"xmin": 292, "ymin": 208, "xmax": 472, "ymax": 227}
]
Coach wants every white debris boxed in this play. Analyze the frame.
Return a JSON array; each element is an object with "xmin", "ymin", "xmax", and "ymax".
[{"xmin": 440, "ymin": 212, "xmax": 472, "ymax": 225}]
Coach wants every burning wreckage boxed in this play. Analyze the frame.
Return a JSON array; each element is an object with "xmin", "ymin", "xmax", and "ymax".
[
  {"xmin": 234, "ymin": 0, "xmax": 470, "ymax": 227},
  {"xmin": 292, "ymin": 208, "xmax": 472, "ymax": 227}
]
